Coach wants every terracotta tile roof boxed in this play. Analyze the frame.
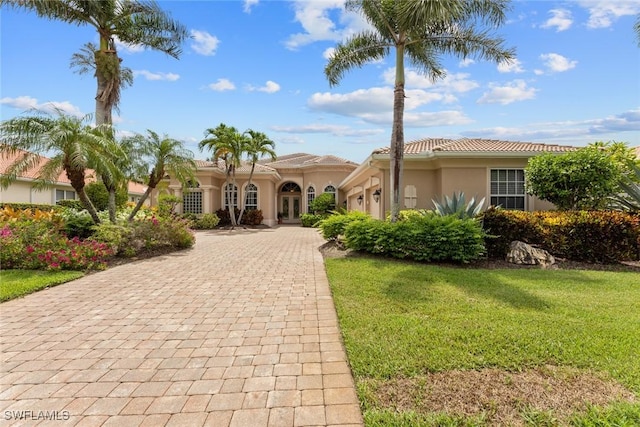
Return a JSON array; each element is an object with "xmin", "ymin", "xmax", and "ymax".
[
  {"xmin": 262, "ymin": 153, "xmax": 357, "ymax": 167},
  {"xmin": 1, "ymin": 148, "xmax": 145, "ymax": 194},
  {"xmin": 373, "ymin": 138, "xmax": 577, "ymax": 155},
  {"xmin": 633, "ymin": 146, "xmax": 640, "ymax": 159},
  {"xmin": 206, "ymin": 158, "xmax": 277, "ymax": 173}
]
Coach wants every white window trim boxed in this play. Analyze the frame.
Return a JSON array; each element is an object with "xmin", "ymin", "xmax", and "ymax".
[{"xmin": 488, "ymin": 168, "xmax": 526, "ymax": 210}]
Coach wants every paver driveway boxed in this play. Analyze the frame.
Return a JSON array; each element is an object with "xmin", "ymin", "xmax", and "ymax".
[{"xmin": 0, "ymin": 227, "xmax": 363, "ymax": 427}]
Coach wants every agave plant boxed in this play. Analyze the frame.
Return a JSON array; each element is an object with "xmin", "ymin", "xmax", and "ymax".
[
  {"xmin": 611, "ymin": 164, "xmax": 640, "ymax": 212},
  {"xmin": 432, "ymin": 192, "xmax": 485, "ymax": 219}
]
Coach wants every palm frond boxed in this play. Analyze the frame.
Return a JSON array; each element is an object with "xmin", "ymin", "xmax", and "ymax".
[{"xmin": 325, "ymin": 32, "xmax": 390, "ymax": 86}]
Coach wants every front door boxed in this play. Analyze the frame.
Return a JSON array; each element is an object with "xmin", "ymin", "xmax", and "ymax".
[{"xmin": 281, "ymin": 195, "xmax": 301, "ymax": 223}]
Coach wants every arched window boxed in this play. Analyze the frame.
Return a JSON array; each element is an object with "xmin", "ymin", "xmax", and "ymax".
[
  {"xmin": 224, "ymin": 183, "xmax": 238, "ymax": 209},
  {"xmin": 307, "ymin": 186, "xmax": 316, "ymax": 213},
  {"xmin": 183, "ymin": 180, "xmax": 202, "ymax": 214},
  {"xmin": 281, "ymin": 182, "xmax": 301, "ymax": 193},
  {"xmin": 324, "ymin": 185, "xmax": 336, "ymax": 201},
  {"xmin": 245, "ymin": 184, "xmax": 258, "ymax": 211}
]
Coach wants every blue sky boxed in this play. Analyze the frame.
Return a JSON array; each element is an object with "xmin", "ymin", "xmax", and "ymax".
[{"xmin": 1, "ymin": 0, "xmax": 639, "ymax": 163}]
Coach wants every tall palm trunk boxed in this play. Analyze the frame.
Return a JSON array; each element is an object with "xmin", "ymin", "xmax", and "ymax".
[
  {"xmin": 101, "ymin": 176, "xmax": 117, "ymax": 223},
  {"xmin": 390, "ymin": 42, "xmax": 406, "ymax": 223}
]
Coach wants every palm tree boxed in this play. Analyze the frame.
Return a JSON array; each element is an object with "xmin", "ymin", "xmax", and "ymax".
[
  {"xmin": 199, "ymin": 124, "xmax": 247, "ymax": 227},
  {"xmin": 238, "ymin": 129, "xmax": 277, "ymax": 224},
  {"xmin": 0, "ymin": 110, "xmax": 122, "ymax": 224},
  {"xmin": 325, "ymin": 0, "xmax": 515, "ymax": 221},
  {"xmin": 3, "ymin": 0, "xmax": 188, "ymax": 125},
  {"xmin": 125, "ymin": 130, "xmax": 197, "ymax": 221},
  {"xmin": 635, "ymin": 14, "xmax": 640, "ymax": 47}
]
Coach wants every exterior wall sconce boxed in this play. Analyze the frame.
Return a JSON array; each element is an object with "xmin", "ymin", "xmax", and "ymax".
[
  {"xmin": 373, "ymin": 188, "xmax": 381, "ymax": 203},
  {"xmin": 357, "ymin": 195, "xmax": 364, "ymax": 205}
]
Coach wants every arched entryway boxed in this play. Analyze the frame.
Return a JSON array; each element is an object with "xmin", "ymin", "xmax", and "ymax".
[{"xmin": 279, "ymin": 182, "xmax": 302, "ymax": 224}]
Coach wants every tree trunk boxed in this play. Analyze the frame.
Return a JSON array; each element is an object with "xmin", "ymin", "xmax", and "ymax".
[
  {"xmin": 101, "ymin": 177, "xmax": 117, "ymax": 223},
  {"xmin": 128, "ymin": 184, "xmax": 155, "ymax": 222},
  {"xmin": 390, "ymin": 42, "xmax": 406, "ymax": 223},
  {"xmin": 237, "ymin": 163, "xmax": 256, "ymax": 226},
  {"xmin": 67, "ymin": 166, "xmax": 100, "ymax": 224}
]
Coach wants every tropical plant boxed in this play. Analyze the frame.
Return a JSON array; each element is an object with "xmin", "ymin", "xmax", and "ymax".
[
  {"xmin": 526, "ymin": 147, "xmax": 621, "ymax": 210},
  {"xmin": 432, "ymin": 192, "xmax": 485, "ymax": 219},
  {"xmin": 612, "ymin": 164, "xmax": 640, "ymax": 212},
  {"xmin": 325, "ymin": 0, "xmax": 514, "ymax": 222},
  {"xmin": 0, "ymin": 110, "xmax": 122, "ymax": 224},
  {"xmin": 3, "ymin": 0, "xmax": 188, "ymax": 126},
  {"xmin": 199, "ymin": 124, "xmax": 247, "ymax": 227},
  {"xmin": 123, "ymin": 130, "xmax": 197, "ymax": 221},
  {"xmin": 238, "ymin": 129, "xmax": 276, "ymax": 224},
  {"xmin": 309, "ymin": 192, "xmax": 336, "ymax": 214},
  {"xmin": 85, "ymin": 181, "xmax": 128, "ymax": 212}
]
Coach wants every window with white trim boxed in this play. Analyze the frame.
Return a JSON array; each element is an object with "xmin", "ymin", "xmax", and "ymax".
[
  {"xmin": 55, "ymin": 189, "xmax": 76, "ymax": 202},
  {"xmin": 307, "ymin": 186, "xmax": 315, "ymax": 213},
  {"xmin": 183, "ymin": 181, "xmax": 203, "ymax": 214},
  {"xmin": 324, "ymin": 185, "xmax": 336, "ymax": 201},
  {"xmin": 244, "ymin": 184, "xmax": 258, "ymax": 211},
  {"xmin": 490, "ymin": 169, "xmax": 525, "ymax": 210},
  {"xmin": 224, "ymin": 183, "xmax": 238, "ymax": 209},
  {"xmin": 404, "ymin": 185, "xmax": 417, "ymax": 209}
]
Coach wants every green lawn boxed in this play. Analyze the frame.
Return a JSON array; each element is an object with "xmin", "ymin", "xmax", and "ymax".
[
  {"xmin": 325, "ymin": 258, "xmax": 640, "ymax": 426},
  {"xmin": 0, "ymin": 270, "xmax": 84, "ymax": 302}
]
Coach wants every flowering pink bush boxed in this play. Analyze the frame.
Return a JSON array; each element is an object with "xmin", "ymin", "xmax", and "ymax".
[{"xmin": 0, "ymin": 223, "xmax": 112, "ymax": 271}]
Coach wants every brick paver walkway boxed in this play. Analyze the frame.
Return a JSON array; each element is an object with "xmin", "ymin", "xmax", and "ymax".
[{"xmin": 0, "ymin": 227, "xmax": 363, "ymax": 426}]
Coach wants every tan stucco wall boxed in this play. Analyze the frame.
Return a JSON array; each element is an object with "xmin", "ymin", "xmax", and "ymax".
[
  {"xmin": 0, "ymin": 180, "xmax": 67, "ymax": 205},
  {"xmin": 345, "ymin": 156, "xmax": 557, "ymax": 215}
]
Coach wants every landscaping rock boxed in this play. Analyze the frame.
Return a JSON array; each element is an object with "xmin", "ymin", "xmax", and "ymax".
[{"xmin": 506, "ymin": 241, "xmax": 555, "ymax": 268}]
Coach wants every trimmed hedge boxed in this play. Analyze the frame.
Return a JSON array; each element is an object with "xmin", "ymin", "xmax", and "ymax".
[
  {"xmin": 0, "ymin": 202, "xmax": 63, "ymax": 212},
  {"xmin": 343, "ymin": 215, "xmax": 485, "ymax": 263},
  {"xmin": 318, "ymin": 211, "xmax": 370, "ymax": 240},
  {"xmin": 300, "ymin": 213, "xmax": 326, "ymax": 227},
  {"xmin": 482, "ymin": 208, "xmax": 640, "ymax": 263}
]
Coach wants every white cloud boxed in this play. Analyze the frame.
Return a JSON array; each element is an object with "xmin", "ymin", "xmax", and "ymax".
[
  {"xmin": 459, "ymin": 58, "xmax": 475, "ymax": 68},
  {"xmin": 208, "ymin": 78, "xmax": 236, "ymax": 91},
  {"xmin": 271, "ymin": 123, "xmax": 384, "ymax": 137},
  {"xmin": 578, "ymin": 1, "xmax": 640, "ymax": 29},
  {"xmin": 191, "ymin": 30, "xmax": 220, "ymax": 56},
  {"xmin": 461, "ymin": 109, "xmax": 640, "ymax": 141},
  {"xmin": 247, "ymin": 80, "xmax": 281, "ymax": 93},
  {"xmin": 382, "ymin": 68, "xmax": 479, "ymax": 94},
  {"xmin": 133, "ymin": 70, "xmax": 180, "ymax": 81},
  {"xmin": 541, "ymin": 8, "xmax": 573, "ymax": 31},
  {"xmin": 539, "ymin": 53, "xmax": 577, "ymax": 73},
  {"xmin": 307, "ymin": 87, "xmax": 470, "ymax": 126},
  {"xmin": 243, "ymin": 0, "xmax": 258, "ymax": 13},
  {"xmin": 477, "ymin": 80, "xmax": 537, "ymax": 105},
  {"xmin": 497, "ymin": 58, "xmax": 525, "ymax": 73},
  {"xmin": 323, "ymin": 47, "xmax": 336, "ymax": 60},
  {"xmin": 0, "ymin": 96, "xmax": 84, "ymax": 117},
  {"xmin": 284, "ymin": 0, "xmax": 368, "ymax": 50}
]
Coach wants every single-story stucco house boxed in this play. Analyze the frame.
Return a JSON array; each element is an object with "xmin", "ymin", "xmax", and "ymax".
[
  {"xmin": 156, "ymin": 138, "xmax": 578, "ymax": 225},
  {"xmin": 0, "ymin": 149, "xmax": 147, "ymax": 206}
]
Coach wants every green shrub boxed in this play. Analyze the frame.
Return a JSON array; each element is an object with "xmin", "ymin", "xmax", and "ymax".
[
  {"xmin": 192, "ymin": 213, "xmax": 220, "ymax": 229},
  {"xmin": 158, "ymin": 194, "xmax": 182, "ymax": 218},
  {"xmin": 59, "ymin": 209, "xmax": 95, "ymax": 239},
  {"xmin": 55, "ymin": 199, "xmax": 83, "ymax": 210},
  {"xmin": 309, "ymin": 192, "xmax": 335, "ymax": 214},
  {"xmin": 84, "ymin": 182, "xmax": 128, "ymax": 211},
  {"xmin": 300, "ymin": 213, "xmax": 326, "ymax": 227},
  {"xmin": 318, "ymin": 211, "xmax": 370, "ymax": 240},
  {"xmin": 1, "ymin": 202, "xmax": 63, "ymax": 212},
  {"xmin": 216, "ymin": 208, "xmax": 239, "ymax": 226},
  {"xmin": 482, "ymin": 208, "xmax": 640, "ymax": 263},
  {"xmin": 343, "ymin": 215, "xmax": 485, "ymax": 263},
  {"xmin": 90, "ymin": 223, "xmax": 133, "ymax": 256}
]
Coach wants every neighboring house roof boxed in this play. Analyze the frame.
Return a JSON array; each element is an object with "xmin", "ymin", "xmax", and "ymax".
[
  {"xmin": 373, "ymin": 138, "xmax": 577, "ymax": 155},
  {"xmin": 633, "ymin": 146, "xmax": 640, "ymax": 159},
  {"xmin": 0, "ymin": 149, "xmax": 146, "ymax": 195}
]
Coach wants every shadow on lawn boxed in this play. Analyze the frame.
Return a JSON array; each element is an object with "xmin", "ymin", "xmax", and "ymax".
[{"xmin": 383, "ymin": 262, "xmax": 604, "ymax": 311}]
